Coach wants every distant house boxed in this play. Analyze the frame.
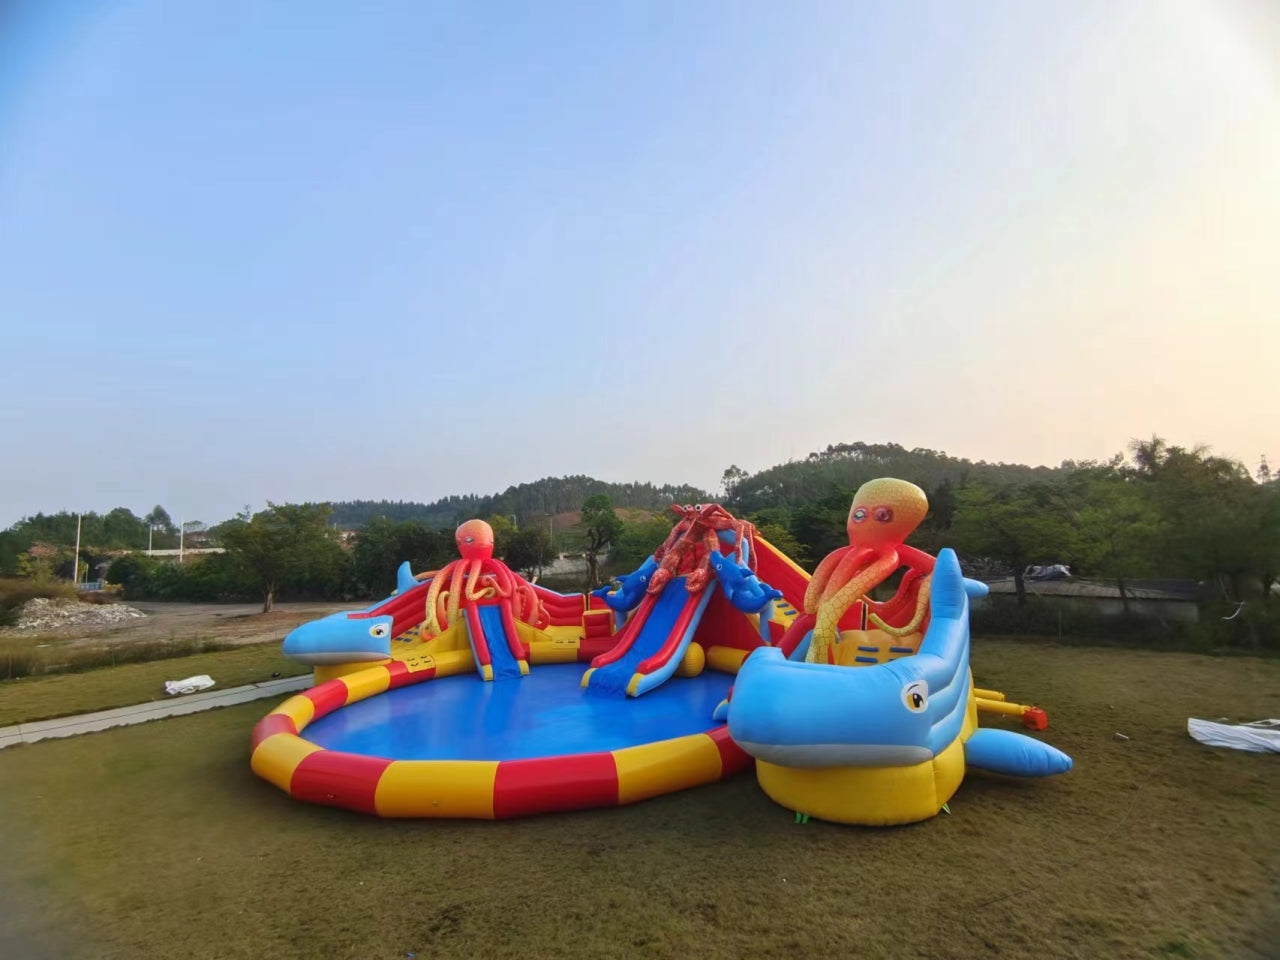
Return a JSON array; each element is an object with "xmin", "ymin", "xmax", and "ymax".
[{"xmin": 983, "ymin": 577, "xmax": 1200, "ymax": 622}]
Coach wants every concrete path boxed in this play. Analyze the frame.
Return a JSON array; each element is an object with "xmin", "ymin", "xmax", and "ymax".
[{"xmin": 0, "ymin": 674, "xmax": 311, "ymax": 750}]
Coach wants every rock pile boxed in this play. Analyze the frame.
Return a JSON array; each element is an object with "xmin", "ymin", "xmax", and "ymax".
[{"xmin": 3, "ymin": 597, "xmax": 148, "ymax": 633}]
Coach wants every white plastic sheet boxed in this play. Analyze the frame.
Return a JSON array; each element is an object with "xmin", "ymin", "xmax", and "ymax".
[
  {"xmin": 164, "ymin": 674, "xmax": 215, "ymax": 696},
  {"xmin": 1187, "ymin": 718, "xmax": 1280, "ymax": 754}
]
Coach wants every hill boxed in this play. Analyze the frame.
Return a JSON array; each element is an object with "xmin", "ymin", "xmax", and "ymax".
[
  {"xmin": 723, "ymin": 441, "xmax": 1064, "ymax": 513},
  {"xmin": 327, "ymin": 476, "xmax": 709, "ymax": 530}
]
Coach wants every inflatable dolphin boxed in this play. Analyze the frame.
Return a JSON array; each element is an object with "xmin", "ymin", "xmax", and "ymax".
[{"xmin": 726, "ymin": 548, "xmax": 1071, "ymax": 825}]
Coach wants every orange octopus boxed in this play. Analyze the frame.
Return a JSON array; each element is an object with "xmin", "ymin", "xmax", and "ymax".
[
  {"xmin": 420, "ymin": 519, "xmax": 544, "ymax": 635},
  {"xmin": 803, "ymin": 478, "xmax": 933, "ymax": 664}
]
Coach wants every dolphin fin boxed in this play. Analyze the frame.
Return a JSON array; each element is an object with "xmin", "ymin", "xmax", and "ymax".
[
  {"xmin": 712, "ymin": 698, "xmax": 730, "ymax": 723},
  {"xmin": 396, "ymin": 561, "xmax": 418, "ymax": 595},
  {"xmin": 963, "ymin": 578, "xmax": 989, "ymax": 599},
  {"xmin": 965, "ymin": 728, "xmax": 1072, "ymax": 777}
]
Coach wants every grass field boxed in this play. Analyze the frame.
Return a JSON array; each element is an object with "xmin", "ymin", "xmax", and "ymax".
[
  {"xmin": 1, "ymin": 638, "xmax": 1278, "ymax": 960},
  {"xmin": 0, "ymin": 643, "xmax": 307, "ymax": 726}
]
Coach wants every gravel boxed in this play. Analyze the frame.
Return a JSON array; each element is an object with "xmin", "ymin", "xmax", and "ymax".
[{"xmin": 1, "ymin": 598, "xmax": 148, "ymax": 634}]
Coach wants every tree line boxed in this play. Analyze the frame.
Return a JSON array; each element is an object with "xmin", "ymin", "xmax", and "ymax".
[
  {"xmin": 3, "ymin": 437, "xmax": 1275, "ymax": 646},
  {"xmin": 326, "ymin": 476, "xmax": 711, "ymax": 530}
]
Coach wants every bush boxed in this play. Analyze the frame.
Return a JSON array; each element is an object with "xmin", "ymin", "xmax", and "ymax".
[{"xmin": 972, "ymin": 596, "xmax": 1280, "ymax": 654}]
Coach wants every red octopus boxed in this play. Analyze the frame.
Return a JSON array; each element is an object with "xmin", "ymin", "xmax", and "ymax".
[
  {"xmin": 648, "ymin": 503, "xmax": 755, "ymax": 595},
  {"xmin": 421, "ymin": 519, "xmax": 545, "ymax": 635}
]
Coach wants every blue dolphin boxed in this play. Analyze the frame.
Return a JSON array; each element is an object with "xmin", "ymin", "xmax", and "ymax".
[
  {"xmin": 708, "ymin": 552, "xmax": 783, "ymax": 614},
  {"xmin": 592, "ymin": 556, "xmax": 659, "ymax": 612}
]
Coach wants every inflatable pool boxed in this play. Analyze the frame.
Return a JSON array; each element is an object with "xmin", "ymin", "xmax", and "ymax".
[
  {"xmin": 252, "ymin": 487, "xmax": 1073, "ymax": 825},
  {"xmin": 251, "ymin": 660, "xmax": 749, "ymax": 818}
]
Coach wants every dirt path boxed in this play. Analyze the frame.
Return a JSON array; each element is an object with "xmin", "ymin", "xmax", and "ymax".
[{"xmin": 17, "ymin": 601, "xmax": 366, "ymax": 649}]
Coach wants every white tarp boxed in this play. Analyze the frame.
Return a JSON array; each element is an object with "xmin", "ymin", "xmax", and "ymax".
[
  {"xmin": 164, "ymin": 674, "xmax": 215, "ymax": 696},
  {"xmin": 1188, "ymin": 718, "xmax": 1280, "ymax": 754}
]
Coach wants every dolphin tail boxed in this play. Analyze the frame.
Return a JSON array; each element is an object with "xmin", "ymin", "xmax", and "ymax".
[{"xmin": 964, "ymin": 728, "xmax": 1072, "ymax": 777}]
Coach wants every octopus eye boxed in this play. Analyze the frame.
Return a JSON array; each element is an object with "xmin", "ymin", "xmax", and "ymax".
[
  {"xmin": 874, "ymin": 506, "xmax": 894, "ymax": 523},
  {"xmin": 851, "ymin": 507, "xmax": 868, "ymax": 523},
  {"xmin": 695, "ymin": 504, "xmax": 704, "ymax": 512}
]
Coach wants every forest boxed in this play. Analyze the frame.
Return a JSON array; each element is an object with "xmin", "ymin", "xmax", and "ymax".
[{"xmin": 2, "ymin": 437, "xmax": 1276, "ymax": 648}]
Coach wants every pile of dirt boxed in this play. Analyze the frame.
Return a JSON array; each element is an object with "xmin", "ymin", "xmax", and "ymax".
[{"xmin": 1, "ymin": 597, "xmax": 148, "ymax": 634}]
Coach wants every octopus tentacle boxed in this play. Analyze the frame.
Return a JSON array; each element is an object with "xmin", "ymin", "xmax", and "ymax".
[
  {"xmin": 862, "ymin": 568, "xmax": 923, "ymax": 619},
  {"xmin": 807, "ymin": 550, "xmax": 901, "ymax": 664},
  {"xmin": 423, "ymin": 562, "xmax": 454, "ymax": 634},
  {"xmin": 868, "ymin": 575, "xmax": 932, "ymax": 637},
  {"xmin": 488, "ymin": 560, "xmax": 514, "ymax": 598},
  {"xmin": 803, "ymin": 547, "xmax": 851, "ymax": 613},
  {"xmin": 818, "ymin": 547, "xmax": 880, "ymax": 611},
  {"xmin": 466, "ymin": 559, "xmax": 504, "ymax": 601},
  {"xmin": 444, "ymin": 561, "xmax": 467, "ymax": 631}
]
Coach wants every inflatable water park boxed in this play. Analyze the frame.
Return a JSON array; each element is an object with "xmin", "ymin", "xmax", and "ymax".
[{"xmin": 251, "ymin": 479, "xmax": 1072, "ymax": 826}]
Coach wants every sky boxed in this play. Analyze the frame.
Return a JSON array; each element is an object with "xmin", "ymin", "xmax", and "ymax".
[{"xmin": 1, "ymin": 0, "xmax": 1277, "ymax": 527}]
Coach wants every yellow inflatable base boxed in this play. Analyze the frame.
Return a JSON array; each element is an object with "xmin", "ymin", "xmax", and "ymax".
[{"xmin": 755, "ymin": 734, "xmax": 968, "ymax": 826}]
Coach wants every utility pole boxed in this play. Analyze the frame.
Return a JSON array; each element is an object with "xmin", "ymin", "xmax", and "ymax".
[
  {"xmin": 179, "ymin": 519, "xmax": 184, "ymax": 564},
  {"xmin": 148, "ymin": 524, "xmax": 153, "ymax": 556},
  {"xmin": 72, "ymin": 513, "xmax": 81, "ymax": 585}
]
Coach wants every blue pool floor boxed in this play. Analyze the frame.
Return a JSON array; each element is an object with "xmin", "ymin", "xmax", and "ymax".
[{"xmin": 302, "ymin": 663, "xmax": 734, "ymax": 761}]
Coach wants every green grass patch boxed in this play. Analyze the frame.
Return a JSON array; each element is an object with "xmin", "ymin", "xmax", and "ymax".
[
  {"xmin": 0, "ymin": 632, "xmax": 253, "ymax": 681},
  {"xmin": 0, "ymin": 642, "xmax": 308, "ymax": 726},
  {"xmin": 0, "ymin": 640, "xmax": 1278, "ymax": 958}
]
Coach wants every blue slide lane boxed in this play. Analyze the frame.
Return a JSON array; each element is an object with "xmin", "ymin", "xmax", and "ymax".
[
  {"xmin": 586, "ymin": 579, "xmax": 693, "ymax": 696},
  {"xmin": 475, "ymin": 605, "xmax": 523, "ymax": 681}
]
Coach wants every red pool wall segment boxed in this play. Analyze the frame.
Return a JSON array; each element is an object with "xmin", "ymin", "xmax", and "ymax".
[
  {"xmin": 251, "ymin": 713, "xmax": 297, "ymax": 750},
  {"xmin": 385, "ymin": 659, "xmax": 436, "ymax": 688},
  {"xmin": 290, "ymin": 751, "xmax": 393, "ymax": 815},
  {"xmin": 303, "ymin": 679, "xmax": 351, "ymax": 720},
  {"xmin": 492, "ymin": 752, "xmax": 619, "ymax": 818},
  {"xmin": 706, "ymin": 725, "xmax": 753, "ymax": 775}
]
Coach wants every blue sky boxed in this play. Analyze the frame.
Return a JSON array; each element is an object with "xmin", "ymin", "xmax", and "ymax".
[{"xmin": 2, "ymin": 0, "xmax": 1277, "ymax": 527}]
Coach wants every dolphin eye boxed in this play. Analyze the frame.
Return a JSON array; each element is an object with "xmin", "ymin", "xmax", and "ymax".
[
  {"xmin": 369, "ymin": 623, "xmax": 389, "ymax": 639},
  {"xmin": 901, "ymin": 680, "xmax": 928, "ymax": 713},
  {"xmin": 874, "ymin": 506, "xmax": 894, "ymax": 522},
  {"xmin": 852, "ymin": 507, "xmax": 868, "ymax": 523}
]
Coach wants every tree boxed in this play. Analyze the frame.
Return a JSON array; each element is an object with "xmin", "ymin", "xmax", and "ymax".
[
  {"xmin": 487, "ymin": 514, "xmax": 518, "ymax": 559},
  {"xmin": 950, "ymin": 482, "xmax": 1076, "ymax": 604},
  {"xmin": 609, "ymin": 515, "xmax": 677, "ymax": 570},
  {"xmin": 1068, "ymin": 468, "xmax": 1161, "ymax": 613},
  {"xmin": 579, "ymin": 494, "xmax": 623, "ymax": 588},
  {"xmin": 721, "ymin": 465, "xmax": 748, "ymax": 503},
  {"xmin": 221, "ymin": 503, "xmax": 344, "ymax": 612},
  {"xmin": 746, "ymin": 507, "xmax": 806, "ymax": 565},
  {"xmin": 504, "ymin": 527, "xmax": 553, "ymax": 579}
]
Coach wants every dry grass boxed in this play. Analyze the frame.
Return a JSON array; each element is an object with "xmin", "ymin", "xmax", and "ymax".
[
  {"xmin": 1, "ymin": 638, "xmax": 1277, "ymax": 960},
  {"xmin": 0, "ymin": 642, "xmax": 308, "ymax": 726}
]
